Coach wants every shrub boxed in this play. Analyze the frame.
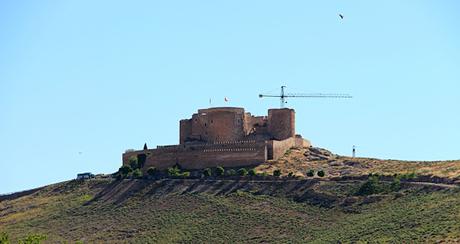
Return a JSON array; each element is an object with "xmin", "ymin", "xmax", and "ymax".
[
  {"xmin": 400, "ymin": 172, "xmax": 417, "ymax": 180},
  {"xmin": 317, "ymin": 170, "xmax": 325, "ymax": 177},
  {"xmin": 0, "ymin": 232, "xmax": 9, "ymax": 244},
  {"xmin": 129, "ymin": 156, "xmax": 139, "ymax": 169},
  {"xmin": 119, "ymin": 165, "xmax": 133, "ymax": 176},
  {"xmin": 203, "ymin": 168, "xmax": 212, "ymax": 177},
  {"xmin": 306, "ymin": 169, "xmax": 315, "ymax": 177},
  {"xmin": 356, "ymin": 176, "xmax": 382, "ymax": 196},
  {"xmin": 238, "ymin": 168, "xmax": 248, "ymax": 176},
  {"xmin": 132, "ymin": 169, "xmax": 143, "ymax": 178},
  {"xmin": 390, "ymin": 178, "xmax": 401, "ymax": 191},
  {"xmin": 288, "ymin": 172, "xmax": 294, "ymax": 177},
  {"xmin": 227, "ymin": 169, "xmax": 237, "ymax": 176},
  {"xmin": 273, "ymin": 169, "xmax": 281, "ymax": 177},
  {"xmin": 147, "ymin": 167, "xmax": 157, "ymax": 176},
  {"xmin": 167, "ymin": 166, "xmax": 181, "ymax": 177},
  {"xmin": 248, "ymin": 168, "xmax": 257, "ymax": 176},
  {"xmin": 18, "ymin": 234, "xmax": 47, "ymax": 244},
  {"xmin": 216, "ymin": 166, "xmax": 225, "ymax": 176},
  {"xmin": 259, "ymin": 172, "xmax": 268, "ymax": 177}
]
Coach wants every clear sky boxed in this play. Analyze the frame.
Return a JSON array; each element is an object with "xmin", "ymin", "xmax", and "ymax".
[{"xmin": 1, "ymin": 1, "xmax": 459, "ymax": 194}]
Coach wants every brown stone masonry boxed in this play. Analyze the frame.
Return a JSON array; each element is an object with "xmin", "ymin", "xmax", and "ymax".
[{"xmin": 122, "ymin": 107, "xmax": 311, "ymax": 171}]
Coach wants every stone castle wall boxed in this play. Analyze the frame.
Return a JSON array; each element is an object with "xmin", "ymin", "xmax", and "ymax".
[{"xmin": 123, "ymin": 140, "xmax": 267, "ymax": 171}]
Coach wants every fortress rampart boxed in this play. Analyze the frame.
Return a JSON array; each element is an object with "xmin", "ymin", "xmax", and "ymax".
[{"xmin": 122, "ymin": 107, "xmax": 311, "ymax": 170}]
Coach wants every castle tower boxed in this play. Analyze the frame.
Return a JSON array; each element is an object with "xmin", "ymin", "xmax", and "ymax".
[{"xmin": 267, "ymin": 108, "xmax": 295, "ymax": 140}]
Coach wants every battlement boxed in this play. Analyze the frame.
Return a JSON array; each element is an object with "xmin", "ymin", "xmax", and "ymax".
[{"xmin": 180, "ymin": 107, "xmax": 295, "ymax": 144}]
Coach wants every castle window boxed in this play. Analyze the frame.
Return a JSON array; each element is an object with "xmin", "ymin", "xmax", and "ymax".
[
  {"xmin": 205, "ymin": 123, "xmax": 207, "ymax": 127},
  {"xmin": 211, "ymin": 120, "xmax": 213, "ymax": 123}
]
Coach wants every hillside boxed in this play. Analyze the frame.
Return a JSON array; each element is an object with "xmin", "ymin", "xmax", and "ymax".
[
  {"xmin": 1, "ymin": 148, "xmax": 460, "ymax": 243},
  {"xmin": 257, "ymin": 147, "xmax": 460, "ymax": 181}
]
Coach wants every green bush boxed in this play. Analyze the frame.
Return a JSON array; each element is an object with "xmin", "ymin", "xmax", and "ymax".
[
  {"xmin": 248, "ymin": 168, "xmax": 257, "ymax": 176},
  {"xmin": 317, "ymin": 170, "xmax": 325, "ymax": 177},
  {"xmin": 238, "ymin": 168, "xmax": 248, "ymax": 176},
  {"xmin": 273, "ymin": 169, "xmax": 281, "ymax": 177},
  {"xmin": 18, "ymin": 234, "xmax": 47, "ymax": 244},
  {"xmin": 203, "ymin": 168, "xmax": 212, "ymax": 177},
  {"xmin": 227, "ymin": 169, "xmax": 237, "ymax": 176},
  {"xmin": 132, "ymin": 169, "xmax": 143, "ymax": 178},
  {"xmin": 147, "ymin": 167, "xmax": 157, "ymax": 176},
  {"xmin": 119, "ymin": 165, "xmax": 133, "ymax": 176},
  {"xmin": 168, "ymin": 166, "xmax": 181, "ymax": 177},
  {"xmin": 216, "ymin": 166, "xmax": 225, "ymax": 176},
  {"xmin": 306, "ymin": 169, "xmax": 315, "ymax": 177},
  {"xmin": 356, "ymin": 176, "xmax": 382, "ymax": 196},
  {"xmin": 0, "ymin": 232, "xmax": 9, "ymax": 244},
  {"xmin": 390, "ymin": 178, "xmax": 401, "ymax": 191},
  {"xmin": 400, "ymin": 172, "xmax": 417, "ymax": 180},
  {"xmin": 129, "ymin": 156, "xmax": 139, "ymax": 169},
  {"xmin": 259, "ymin": 172, "xmax": 268, "ymax": 177},
  {"xmin": 181, "ymin": 171, "xmax": 190, "ymax": 177}
]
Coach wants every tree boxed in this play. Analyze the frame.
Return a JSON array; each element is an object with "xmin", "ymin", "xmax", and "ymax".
[
  {"xmin": 119, "ymin": 165, "xmax": 133, "ymax": 176},
  {"xmin": 147, "ymin": 167, "xmax": 157, "ymax": 176},
  {"xmin": 306, "ymin": 169, "xmax": 315, "ymax": 177},
  {"xmin": 132, "ymin": 169, "xmax": 143, "ymax": 178},
  {"xmin": 168, "ymin": 166, "xmax": 181, "ymax": 177},
  {"xmin": 203, "ymin": 168, "xmax": 212, "ymax": 177},
  {"xmin": 129, "ymin": 156, "xmax": 139, "ymax": 169},
  {"xmin": 317, "ymin": 170, "xmax": 325, "ymax": 177},
  {"xmin": 238, "ymin": 168, "xmax": 248, "ymax": 176},
  {"xmin": 273, "ymin": 169, "xmax": 281, "ymax": 177},
  {"xmin": 216, "ymin": 166, "xmax": 225, "ymax": 176},
  {"xmin": 248, "ymin": 168, "xmax": 257, "ymax": 176},
  {"xmin": 227, "ymin": 169, "xmax": 237, "ymax": 176}
]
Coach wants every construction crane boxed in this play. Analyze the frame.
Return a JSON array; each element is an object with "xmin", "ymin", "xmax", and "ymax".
[{"xmin": 259, "ymin": 86, "xmax": 352, "ymax": 108}]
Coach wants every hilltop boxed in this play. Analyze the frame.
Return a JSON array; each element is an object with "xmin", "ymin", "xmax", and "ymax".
[{"xmin": 1, "ymin": 148, "xmax": 460, "ymax": 243}]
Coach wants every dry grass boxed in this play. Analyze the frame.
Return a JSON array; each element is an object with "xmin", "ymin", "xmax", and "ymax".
[{"xmin": 255, "ymin": 147, "xmax": 460, "ymax": 180}]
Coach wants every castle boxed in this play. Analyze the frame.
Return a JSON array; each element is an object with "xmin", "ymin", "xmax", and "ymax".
[{"xmin": 122, "ymin": 107, "xmax": 311, "ymax": 171}]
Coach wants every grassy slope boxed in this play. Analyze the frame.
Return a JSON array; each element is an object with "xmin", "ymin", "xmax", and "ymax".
[
  {"xmin": 1, "ymin": 178, "xmax": 460, "ymax": 243},
  {"xmin": 256, "ymin": 147, "xmax": 460, "ymax": 180}
]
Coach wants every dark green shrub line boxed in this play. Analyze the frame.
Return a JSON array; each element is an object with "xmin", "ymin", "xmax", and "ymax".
[{"xmin": 356, "ymin": 176, "xmax": 402, "ymax": 196}]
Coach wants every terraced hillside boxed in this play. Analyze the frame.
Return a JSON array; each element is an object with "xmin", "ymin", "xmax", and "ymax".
[{"xmin": 1, "ymin": 176, "xmax": 460, "ymax": 243}]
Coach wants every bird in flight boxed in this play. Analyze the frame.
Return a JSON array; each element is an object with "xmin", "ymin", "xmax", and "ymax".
[{"xmin": 339, "ymin": 14, "xmax": 344, "ymax": 19}]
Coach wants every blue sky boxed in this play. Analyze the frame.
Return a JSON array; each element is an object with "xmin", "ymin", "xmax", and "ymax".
[{"xmin": 1, "ymin": 1, "xmax": 459, "ymax": 194}]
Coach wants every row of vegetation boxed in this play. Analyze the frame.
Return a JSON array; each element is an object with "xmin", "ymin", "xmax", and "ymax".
[
  {"xmin": 118, "ymin": 155, "xmax": 331, "ymax": 179},
  {"xmin": 118, "ymin": 156, "xmax": 332, "ymax": 179},
  {"xmin": 355, "ymin": 173, "xmax": 418, "ymax": 195},
  {"xmin": 0, "ymin": 232, "xmax": 47, "ymax": 244}
]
